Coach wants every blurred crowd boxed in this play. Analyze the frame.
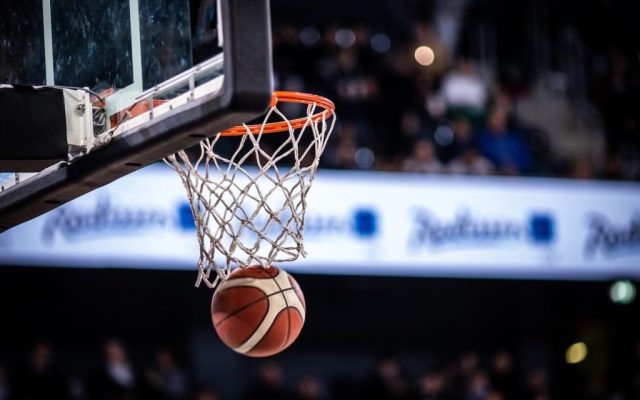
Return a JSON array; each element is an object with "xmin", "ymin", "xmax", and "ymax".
[
  {"xmin": 271, "ymin": 22, "xmax": 640, "ymax": 180},
  {"xmin": 1, "ymin": 340, "xmax": 640, "ymax": 400},
  {"xmin": 0, "ymin": 341, "xmax": 199, "ymax": 400},
  {"xmin": 242, "ymin": 352, "xmax": 544, "ymax": 400}
]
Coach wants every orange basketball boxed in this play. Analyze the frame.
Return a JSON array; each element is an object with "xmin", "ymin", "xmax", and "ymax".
[{"xmin": 211, "ymin": 266, "xmax": 306, "ymax": 357}]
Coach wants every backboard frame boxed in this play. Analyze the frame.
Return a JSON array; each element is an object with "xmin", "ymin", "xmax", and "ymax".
[{"xmin": 0, "ymin": 0, "xmax": 273, "ymax": 233}]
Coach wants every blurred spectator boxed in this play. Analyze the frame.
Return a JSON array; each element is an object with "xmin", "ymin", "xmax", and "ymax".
[
  {"xmin": 324, "ymin": 121, "xmax": 374, "ymax": 169},
  {"xmin": 478, "ymin": 108, "xmax": 533, "ymax": 174},
  {"xmin": 417, "ymin": 370, "xmax": 447, "ymax": 400},
  {"xmin": 145, "ymin": 349, "xmax": 188, "ymax": 400},
  {"xmin": 334, "ymin": 136, "xmax": 358, "ymax": 169},
  {"xmin": 0, "ymin": 365, "xmax": 9, "ymax": 400},
  {"xmin": 245, "ymin": 361, "xmax": 292, "ymax": 400},
  {"xmin": 568, "ymin": 158, "xmax": 594, "ymax": 180},
  {"xmin": 596, "ymin": 52, "xmax": 640, "ymax": 177},
  {"xmin": 335, "ymin": 49, "xmax": 374, "ymax": 107},
  {"xmin": 450, "ymin": 352, "xmax": 480, "ymax": 399},
  {"xmin": 194, "ymin": 387, "xmax": 219, "ymax": 400},
  {"xmin": 460, "ymin": 352, "xmax": 480, "ymax": 376},
  {"xmin": 88, "ymin": 339, "xmax": 140, "ymax": 400},
  {"xmin": 364, "ymin": 356, "xmax": 415, "ymax": 400},
  {"xmin": 425, "ymin": 94, "xmax": 448, "ymax": 123},
  {"xmin": 12, "ymin": 341, "xmax": 70, "ymax": 400},
  {"xmin": 295, "ymin": 375, "xmax": 327, "ymax": 400},
  {"xmin": 441, "ymin": 59, "xmax": 487, "ymax": 113},
  {"xmin": 485, "ymin": 391, "xmax": 505, "ymax": 400},
  {"xmin": 436, "ymin": 116, "xmax": 474, "ymax": 163},
  {"xmin": 448, "ymin": 147, "xmax": 494, "ymax": 175},
  {"xmin": 397, "ymin": 110, "xmax": 431, "ymax": 159},
  {"xmin": 524, "ymin": 368, "xmax": 549, "ymax": 400},
  {"xmin": 402, "ymin": 139, "xmax": 444, "ymax": 173},
  {"xmin": 489, "ymin": 351, "xmax": 517, "ymax": 400},
  {"xmin": 466, "ymin": 371, "xmax": 491, "ymax": 400},
  {"xmin": 603, "ymin": 154, "xmax": 624, "ymax": 180}
]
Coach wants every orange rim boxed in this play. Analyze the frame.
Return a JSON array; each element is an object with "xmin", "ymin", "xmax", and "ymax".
[{"xmin": 220, "ymin": 91, "xmax": 335, "ymax": 136}]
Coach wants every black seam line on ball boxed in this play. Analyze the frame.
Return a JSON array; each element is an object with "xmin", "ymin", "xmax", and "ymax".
[{"xmin": 214, "ymin": 287, "xmax": 295, "ymax": 327}]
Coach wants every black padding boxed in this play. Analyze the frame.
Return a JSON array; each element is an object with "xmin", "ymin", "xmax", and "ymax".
[
  {"xmin": 0, "ymin": 85, "xmax": 68, "ymax": 171},
  {"xmin": 0, "ymin": 0, "xmax": 272, "ymax": 232}
]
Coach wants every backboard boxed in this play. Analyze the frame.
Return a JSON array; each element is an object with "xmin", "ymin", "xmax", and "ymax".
[{"xmin": 0, "ymin": 0, "xmax": 273, "ymax": 233}]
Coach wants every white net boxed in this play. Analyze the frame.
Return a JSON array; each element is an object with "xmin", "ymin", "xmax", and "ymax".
[{"xmin": 165, "ymin": 98, "xmax": 335, "ymax": 288}]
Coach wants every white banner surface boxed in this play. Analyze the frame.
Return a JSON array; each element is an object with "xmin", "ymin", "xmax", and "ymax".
[{"xmin": 1, "ymin": 166, "xmax": 638, "ymax": 280}]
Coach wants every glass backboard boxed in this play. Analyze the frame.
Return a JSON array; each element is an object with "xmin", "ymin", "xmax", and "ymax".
[
  {"xmin": 3, "ymin": 0, "xmax": 218, "ymax": 109},
  {"xmin": 0, "ymin": 0, "xmax": 273, "ymax": 233}
]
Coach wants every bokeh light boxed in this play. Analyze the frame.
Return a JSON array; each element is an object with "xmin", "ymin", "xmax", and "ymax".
[
  {"xmin": 414, "ymin": 46, "xmax": 435, "ymax": 66},
  {"xmin": 299, "ymin": 26, "xmax": 321, "ymax": 47},
  {"xmin": 335, "ymin": 28, "xmax": 356, "ymax": 48},
  {"xmin": 434, "ymin": 125, "xmax": 455, "ymax": 146},
  {"xmin": 355, "ymin": 147, "xmax": 375, "ymax": 169},
  {"xmin": 565, "ymin": 342, "xmax": 588, "ymax": 364},
  {"xmin": 610, "ymin": 280, "xmax": 636, "ymax": 304},
  {"xmin": 370, "ymin": 33, "xmax": 391, "ymax": 53}
]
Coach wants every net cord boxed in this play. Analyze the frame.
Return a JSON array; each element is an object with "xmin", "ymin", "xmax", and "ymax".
[{"xmin": 165, "ymin": 101, "xmax": 335, "ymax": 288}]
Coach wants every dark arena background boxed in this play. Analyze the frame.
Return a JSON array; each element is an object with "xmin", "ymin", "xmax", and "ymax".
[{"xmin": 1, "ymin": 0, "xmax": 640, "ymax": 400}]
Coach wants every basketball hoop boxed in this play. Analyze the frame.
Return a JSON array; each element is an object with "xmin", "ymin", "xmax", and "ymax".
[{"xmin": 165, "ymin": 91, "xmax": 336, "ymax": 288}]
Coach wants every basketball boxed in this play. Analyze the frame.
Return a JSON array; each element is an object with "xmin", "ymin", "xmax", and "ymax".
[{"xmin": 211, "ymin": 266, "xmax": 306, "ymax": 357}]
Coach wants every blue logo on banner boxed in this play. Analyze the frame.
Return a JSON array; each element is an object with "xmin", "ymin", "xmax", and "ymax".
[
  {"xmin": 353, "ymin": 209, "xmax": 378, "ymax": 237},
  {"xmin": 178, "ymin": 202, "xmax": 196, "ymax": 230},
  {"xmin": 529, "ymin": 213, "xmax": 554, "ymax": 243}
]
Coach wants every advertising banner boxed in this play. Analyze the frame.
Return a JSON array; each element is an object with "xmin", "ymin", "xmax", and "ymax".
[{"xmin": 1, "ymin": 166, "xmax": 638, "ymax": 280}]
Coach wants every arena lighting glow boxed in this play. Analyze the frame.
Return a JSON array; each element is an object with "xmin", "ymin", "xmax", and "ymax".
[
  {"xmin": 370, "ymin": 33, "xmax": 391, "ymax": 53},
  {"xmin": 565, "ymin": 342, "xmax": 588, "ymax": 364},
  {"xmin": 610, "ymin": 280, "xmax": 636, "ymax": 304},
  {"xmin": 354, "ymin": 147, "xmax": 375, "ymax": 169},
  {"xmin": 299, "ymin": 26, "xmax": 321, "ymax": 46},
  {"xmin": 434, "ymin": 125, "xmax": 454, "ymax": 145},
  {"xmin": 335, "ymin": 28, "xmax": 356, "ymax": 48},
  {"xmin": 414, "ymin": 45, "xmax": 435, "ymax": 66}
]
